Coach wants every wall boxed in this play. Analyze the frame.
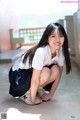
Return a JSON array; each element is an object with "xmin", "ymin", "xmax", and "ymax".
[
  {"xmin": 65, "ymin": 16, "xmax": 75, "ymax": 55},
  {"xmin": 0, "ymin": 0, "xmax": 16, "ymax": 52},
  {"xmin": 73, "ymin": 10, "xmax": 80, "ymax": 66},
  {"xmin": 72, "ymin": 2, "xmax": 80, "ymax": 66}
]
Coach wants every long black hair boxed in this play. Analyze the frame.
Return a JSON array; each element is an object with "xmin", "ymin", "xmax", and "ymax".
[{"xmin": 23, "ymin": 22, "xmax": 71, "ymax": 74}]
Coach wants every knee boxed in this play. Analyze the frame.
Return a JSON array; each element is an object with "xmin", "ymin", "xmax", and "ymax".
[
  {"xmin": 51, "ymin": 65, "xmax": 60, "ymax": 78},
  {"xmin": 40, "ymin": 67, "xmax": 51, "ymax": 81}
]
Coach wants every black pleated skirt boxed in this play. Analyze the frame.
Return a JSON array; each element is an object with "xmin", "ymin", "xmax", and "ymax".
[{"xmin": 9, "ymin": 68, "xmax": 33, "ymax": 97}]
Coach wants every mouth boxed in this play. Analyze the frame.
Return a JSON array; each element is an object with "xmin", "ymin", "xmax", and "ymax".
[{"xmin": 53, "ymin": 43, "xmax": 60, "ymax": 46}]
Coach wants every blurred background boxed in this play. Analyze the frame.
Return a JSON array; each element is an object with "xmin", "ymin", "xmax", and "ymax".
[{"xmin": 0, "ymin": 0, "xmax": 80, "ymax": 66}]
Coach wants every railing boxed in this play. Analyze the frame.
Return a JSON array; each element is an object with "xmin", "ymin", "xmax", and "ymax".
[{"xmin": 10, "ymin": 27, "xmax": 45, "ymax": 46}]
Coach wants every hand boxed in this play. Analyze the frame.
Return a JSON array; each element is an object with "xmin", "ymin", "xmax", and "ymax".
[
  {"xmin": 33, "ymin": 96, "xmax": 43, "ymax": 105},
  {"xmin": 41, "ymin": 93, "xmax": 52, "ymax": 102}
]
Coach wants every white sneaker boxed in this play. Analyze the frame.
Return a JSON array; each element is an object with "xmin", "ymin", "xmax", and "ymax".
[
  {"xmin": 20, "ymin": 91, "xmax": 33, "ymax": 105},
  {"xmin": 38, "ymin": 87, "xmax": 49, "ymax": 97}
]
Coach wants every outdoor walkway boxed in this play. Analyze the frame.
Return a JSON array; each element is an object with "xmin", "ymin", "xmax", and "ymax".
[{"xmin": 0, "ymin": 55, "xmax": 80, "ymax": 120}]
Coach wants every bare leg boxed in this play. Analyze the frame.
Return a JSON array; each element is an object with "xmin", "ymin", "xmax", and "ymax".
[
  {"xmin": 39, "ymin": 65, "xmax": 60, "ymax": 101},
  {"xmin": 40, "ymin": 65, "xmax": 59, "ymax": 87}
]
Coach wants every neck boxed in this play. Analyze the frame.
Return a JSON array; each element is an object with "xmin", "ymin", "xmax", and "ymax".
[{"xmin": 48, "ymin": 46, "xmax": 56, "ymax": 58}]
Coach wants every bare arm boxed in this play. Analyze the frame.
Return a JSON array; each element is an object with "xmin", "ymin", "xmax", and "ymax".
[
  {"xmin": 41, "ymin": 66, "xmax": 63, "ymax": 101},
  {"xmin": 30, "ymin": 68, "xmax": 42, "ymax": 104},
  {"xmin": 50, "ymin": 66, "xmax": 63, "ymax": 97}
]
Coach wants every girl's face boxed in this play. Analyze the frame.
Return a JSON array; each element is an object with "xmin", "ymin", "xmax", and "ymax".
[{"xmin": 48, "ymin": 28, "xmax": 64, "ymax": 50}]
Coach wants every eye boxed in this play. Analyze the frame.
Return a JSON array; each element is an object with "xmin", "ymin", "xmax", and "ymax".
[
  {"xmin": 51, "ymin": 35, "xmax": 55, "ymax": 37},
  {"xmin": 60, "ymin": 35, "xmax": 64, "ymax": 37}
]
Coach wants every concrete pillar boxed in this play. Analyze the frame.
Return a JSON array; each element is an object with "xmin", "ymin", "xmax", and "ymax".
[
  {"xmin": 73, "ymin": 10, "xmax": 80, "ymax": 66},
  {"xmin": 65, "ymin": 16, "xmax": 75, "ymax": 55},
  {"xmin": 57, "ymin": 19, "xmax": 67, "ymax": 32},
  {"xmin": 57, "ymin": 19, "xmax": 64, "ymax": 27}
]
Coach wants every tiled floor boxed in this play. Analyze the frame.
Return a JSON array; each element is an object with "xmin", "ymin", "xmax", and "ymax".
[{"xmin": 0, "ymin": 56, "xmax": 80, "ymax": 120}]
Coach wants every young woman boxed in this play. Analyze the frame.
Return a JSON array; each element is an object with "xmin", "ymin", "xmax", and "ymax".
[{"xmin": 9, "ymin": 22, "xmax": 71, "ymax": 105}]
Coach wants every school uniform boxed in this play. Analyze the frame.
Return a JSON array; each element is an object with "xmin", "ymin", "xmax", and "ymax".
[{"xmin": 9, "ymin": 45, "xmax": 65, "ymax": 97}]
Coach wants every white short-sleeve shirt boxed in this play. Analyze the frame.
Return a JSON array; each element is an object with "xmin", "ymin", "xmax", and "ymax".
[
  {"xmin": 12, "ymin": 45, "xmax": 65, "ymax": 71},
  {"xmin": 32, "ymin": 46, "xmax": 65, "ymax": 70}
]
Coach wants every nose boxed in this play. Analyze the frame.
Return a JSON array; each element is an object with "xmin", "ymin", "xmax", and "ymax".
[{"xmin": 56, "ymin": 36, "xmax": 60, "ymax": 42}]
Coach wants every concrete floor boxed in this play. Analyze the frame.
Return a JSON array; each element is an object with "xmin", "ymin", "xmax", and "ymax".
[{"xmin": 0, "ymin": 56, "xmax": 80, "ymax": 120}]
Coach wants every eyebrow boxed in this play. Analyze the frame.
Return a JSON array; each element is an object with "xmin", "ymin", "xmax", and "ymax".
[{"xmin": 51, "ymin": 32, "xmax": 63, "ymax": 35}]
